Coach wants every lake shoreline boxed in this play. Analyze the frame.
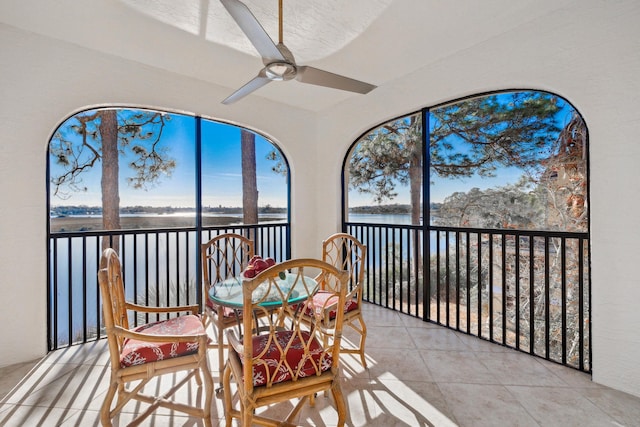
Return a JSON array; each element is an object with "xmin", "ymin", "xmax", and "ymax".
[{"xmin": 50, "ymin": 215, "xmax": 285, "ymax": 232}]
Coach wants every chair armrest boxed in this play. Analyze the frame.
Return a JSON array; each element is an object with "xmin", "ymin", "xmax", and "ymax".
[
  {"xmin": 111, "ymin": 325, "xmax": 208, "ymax": 344},
  {"xmin": 125, "ymin": 302, "xmax": 200, "ymax": 315},
  {"xmin": 313, "ymin": 272, "xmax": 327, "ymax": 291},
  {"xmin": 225, "ymin": 329, "xmax": 244, "ymax": 354}
]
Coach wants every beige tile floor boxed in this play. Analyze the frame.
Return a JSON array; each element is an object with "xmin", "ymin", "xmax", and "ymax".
[{"xmin": 1, "ymin": 303, "xmax": 640, "ymax": 426}]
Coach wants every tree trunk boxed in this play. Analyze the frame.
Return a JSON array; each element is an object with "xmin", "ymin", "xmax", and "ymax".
[
  {"xmin": 100, "ymin": 110, "xmax": 121, "ymax": 251},
  {"xmin": 409, "ymin": 143, "xmax": 423, "ymax": 290},
  {"xmin": 409, "ymin": 117, "xmax": 423, "ymax": 296},
  {"xmin": 241, "ymin": 130, "xmax": 259, "ymax": 239},
  {"xmin": 409, "ymin": 160, "xmax": 422, "ymax": 225}
]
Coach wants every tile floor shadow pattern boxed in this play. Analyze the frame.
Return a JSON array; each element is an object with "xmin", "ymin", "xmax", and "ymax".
[{"xmin": 1, "ymin": 303, "xmax": 640, "ymax": 426}]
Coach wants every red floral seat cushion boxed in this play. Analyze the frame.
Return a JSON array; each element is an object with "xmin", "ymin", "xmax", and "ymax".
[
  {"xmin": 206, "ymin": 298, "xmax": 239, "ymax": 318},
  {"xmin": 120, "ymin": 314, "xmax": 205, "ymax": 367},
  {"xmin": 305, "ymin": 290, "xmax": 359, "ymax": 320},
  {"xmin": 236, "ymin": 330, "xmax": 332, "ymax": 387}
]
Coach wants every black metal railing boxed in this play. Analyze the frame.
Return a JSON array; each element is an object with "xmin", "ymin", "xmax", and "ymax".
[
  {"xmin": 48, "ymin": 222, "xmax": 290, "ymax": 350},
  {"xmin": 346, "ymin": 222, "xmax": 591, "ymax": 372}
]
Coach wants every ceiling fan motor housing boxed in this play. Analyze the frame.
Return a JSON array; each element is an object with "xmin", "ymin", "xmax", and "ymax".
[{"xmin": 265, "ymin": 61, "xmax": 297, "ymax": 80}]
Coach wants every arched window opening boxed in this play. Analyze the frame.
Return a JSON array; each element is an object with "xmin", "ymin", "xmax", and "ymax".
[
  {"xmin": 47, "ymin": 107, "xmax": 290, "ymax": 349},
  {"xmin": 344, "ymin": 90, "xmax": 590, "ymax": 372}
]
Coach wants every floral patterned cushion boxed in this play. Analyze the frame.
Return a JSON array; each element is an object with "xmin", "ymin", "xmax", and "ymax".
[
  {"xmin": 236, "ymin": 330, "xmax": 332, "ymax": 387},
  {"xmin": 120, "ymin": 314, "xmax": 205, "ymax": 367},
  {"xmin": 306, "ymin": 290, "xmax": 359, "ymax": 320},
  {"xmin": 206, "ymin": 299, "xmax": 238, "ymax": 318}
]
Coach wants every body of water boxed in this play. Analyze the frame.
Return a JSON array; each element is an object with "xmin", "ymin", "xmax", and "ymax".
[
  {"xmin": 50, "ymin": 213, "xmax": 419, "ymax": 344},
  {"xmin": 348, "ymin": 213, "xmax": 415, "ymax": 225}
]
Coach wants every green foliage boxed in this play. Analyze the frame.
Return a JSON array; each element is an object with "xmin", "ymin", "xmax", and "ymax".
[
  {"xmin": 348, "ymin": 203, "xmax": 412, "ymax": 214},
  {"xmin": 349, "ymin": 114, "xmax": 422, "ymax": 203},
  {"xmin": 265, "ymin": 148, "xmax": 288, "ymax": 177},
  {"xmin": 348, "ymin": 91, "xmax": 563, "ymax": 206},
  {"xmin": 434, "ymin": 177, "xmax": 546, "ymax": 229},
  {"xmin": 430, "ymin": 92, "xmax": 561, "ymax": 179},
  {"xmin": 49, "ymin": 109, "xmax": 175, "ymax": 199},
  {"xmin": 432, "ymin": 108, "xmax": 587, "ymax": 232}
]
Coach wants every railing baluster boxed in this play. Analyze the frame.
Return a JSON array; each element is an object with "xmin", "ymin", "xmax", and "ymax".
[
  {"xmin": 67, "ymin": 238, "xmax": 73, "ymax": 345},
  {"xmin": 529, "ymin": 236, "xmax": 535, "ymax": 354},
  {"xmin": 502, "ymin": 233, "xmax": 507, "ymax": 346},
  {"xmin": 436, "ymin": 230, "xmax": 441, "ymax": 323},
  {"xmin": 515, "ymin": 231, "xmax": 520, "ymax": 350},
  {"xmin": 489, "ymin": 232, "xmax": 494, "ymax": 342},
  {"xmin": 466, "ymin": 231, "xmax": 471, "ymax": 333},
  {"xmin": 343, "ymin": 222, "xmax": 589, "ymax": 372},
  {"xmin": 477, "ymin": 232, "xmax": 482, "ymax": 338},
  {"xmin": 165, "ymin": 232, "xmax": 170, "ymax": 310},
  {"xmin": 133, "ymin": 234, "xmax": 138, "ymax": 326},
  {"xmin": 545, "ymin": 236, "xmax": 550, "ymax": 360},
  {"xmin": 82, "ymin": 236, "xmax": 87, "ymax": 343},
  {"xmin": 398, "ymin": 228, "xmax": 403, "ymax": 313},
  {"xmin": 52, "ymin": 238, "xmax": 58, "ymax": 349},
  {"xmin": 445, "ymin": 230, "xmax": 450, "ymax": 327},
  {"xmin": 96, "ymin": 236, "xmax": 101, "ymax": 340},
  {"xmin": 578, "ymin": 238, "xmax": 585, "ymax": 371},
  {"xmin": 561, "ymin": 236, "xmax": 567, "ymax": 365},
  {"xmin": 455, "ymin": 231, "xmax": 460, "ymax": 330}
]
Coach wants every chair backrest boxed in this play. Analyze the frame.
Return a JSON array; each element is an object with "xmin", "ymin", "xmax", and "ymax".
[
  {"xmin": 98, "ymin": 248, "xmax": 130, "ymax": 368},
  {"xmin": 322, "ymin": 233, "xmax": 366, "ymax": 301},
  {"xmin": 201, "ymin": 232, "xmax": 254, "ymax": 292},
  {"xmin": 233, "ymin": 258, "xmax": 349, "ymax": 395}
]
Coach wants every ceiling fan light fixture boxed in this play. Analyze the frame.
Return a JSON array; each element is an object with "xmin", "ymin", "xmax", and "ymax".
[{"xmin": 265, "ymin": 61, "xmax": 297, "ymax": 81}]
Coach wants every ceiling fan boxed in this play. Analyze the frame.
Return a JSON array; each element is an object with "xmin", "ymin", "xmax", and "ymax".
[{"xmin": 220, "ymin": 0, "xmax": 377, "ymax": 104}]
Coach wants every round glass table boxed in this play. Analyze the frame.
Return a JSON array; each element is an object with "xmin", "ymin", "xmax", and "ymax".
[{"xmin": 208, "ymin": 272, "xmax": 317, "ymax": 309}]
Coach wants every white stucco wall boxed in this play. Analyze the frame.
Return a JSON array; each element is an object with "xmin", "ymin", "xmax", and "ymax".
[
  {"xmin": 0, "ymin": 23, "xmax": 320, "ymax": 366},
  {"xmin": 1, "ymin": 0, "xmax": 640, "ymax": 399},
  {"xmin": 312, "ymin": 3, "xmax": 640, "ymax": 399}
]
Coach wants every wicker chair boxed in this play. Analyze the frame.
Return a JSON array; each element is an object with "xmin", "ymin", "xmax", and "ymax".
[
  {"xmin": 314, "ymin": 232, "xmax": 368, "ymax": 368},
  {"xmin": 201, "ymin": 233, "xmax": 254, "ymax": 383},
  {"xmin": 222, "ymin": 258, "xmax": 349, "ymax": 426},
  {"xmin": 97, "ymin": 248, "xmax": 213, "ymax": 427}
]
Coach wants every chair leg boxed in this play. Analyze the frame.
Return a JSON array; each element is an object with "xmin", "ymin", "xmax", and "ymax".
[
  {"xmin": 356, "ymin": 314, "xmax": 367, "ymax": 368},
  {"xmin": 201, "ymin": 363, "xmax": 214, "ymax": 427},
  {"xmin": 222, "ymin": 363, "xmax": 234, "ymax": 427},
  {"xmin": 331, "ymin": 381, "xmax": 347, "ymax": 427},
  {"xmin": 217, "ymin": 318, "xmax": 225, "ymax": 386},
  {"xmin": 241, "ymin": 403, "xmax": 254, "ymax": 427},
  {"xmin": 100, "ymin": 381, "xmax": 118, "ymax": 427}
]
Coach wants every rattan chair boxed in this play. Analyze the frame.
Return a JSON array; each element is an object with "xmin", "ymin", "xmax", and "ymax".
[
  {"xmin": 222, "ymin": 258, "xmax": 349, "ymax": 426},
  {"xmin": 201, "ymin": 232, "xmax": 254, "ymax": 383},
  {"xmin": 98, "ymin": 248, "xmax": 213, "ymax": 427},
  {"xmin": 313, "ymin": 232, "xmax": 368, "ymax": 367}
]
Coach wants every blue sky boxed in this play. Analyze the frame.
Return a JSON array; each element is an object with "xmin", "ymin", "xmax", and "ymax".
[
  {"xmin": 51, "ymin": 92, "xmax": 575, "ymax": 210},
  {"xmin": 348, "ymin": 92, "xmax": 576, "ymax": 206},
  {"xmin": 49, "ymin": 112, "xmax": 288, "ymax": 208}
]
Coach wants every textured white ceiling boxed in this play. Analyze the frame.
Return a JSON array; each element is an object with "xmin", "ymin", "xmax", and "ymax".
[
  {"xmin": 0, "ymin": 0, "xmax": 576, "ymax": 112},
  {"xmin": 119, "ymin": 0, "xmax": 394, "ymax": 62}
]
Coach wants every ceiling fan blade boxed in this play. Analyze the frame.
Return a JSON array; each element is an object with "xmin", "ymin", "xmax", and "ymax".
[
  {"xmin": 296, "ymin": 66, "xmax": 376, "ymax": 94},
  {"xmin": 220, "ymin": 0, "xmax": 285, "ymax": 63},
  {"xmin": 222, "ymin": 72, "xmax": 272, "ymax": 104}
]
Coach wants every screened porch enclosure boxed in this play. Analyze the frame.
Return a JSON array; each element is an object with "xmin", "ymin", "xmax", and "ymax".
[
  {"xmin": 47, "ymin": 90, "xmax": 590, "ymax": 374},
  {"xmin": 48, "ymin": 220, "xmax": 590, "ymax": 373},
  {"xmin": 344, "ymin": 90, "xmax": 590, "ymax": 372},
  {"xmin": 48, "ymin": 223, "xmax": 291, "ymax": 350}
]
